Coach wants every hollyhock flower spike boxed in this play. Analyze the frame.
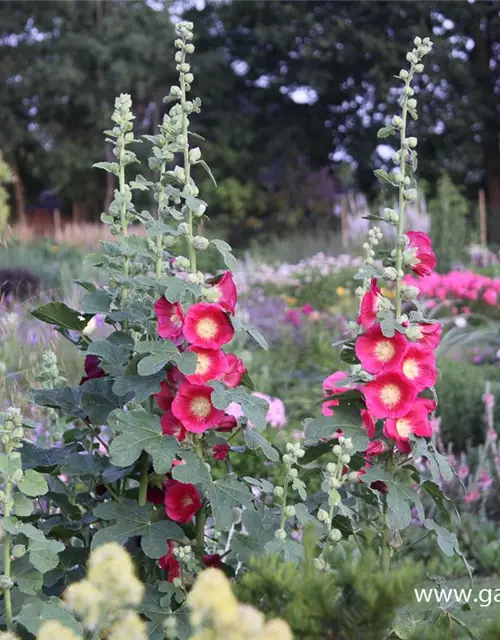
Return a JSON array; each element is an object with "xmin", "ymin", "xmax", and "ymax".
[
  {"xmin": 399, "ymin": 342, "xmax": 437, "ymax": 391},
  {"xmin": 185, "ymin": 346, "xmax": 228, "ymax": 385},
  {"xmin": 355, "ymin": 324, "xmax": 408, "ymax": 374},
  {"xmin": 172, "ymin": 382, "xmax": 225, "ymax": 433},
  {"xmin": 164, "ymin": 480, "xmax": 202, "ymax": 523},
  {"xmin": 154, "ymin": 297, "xmax": 184, "ymax": 340},
  {"xmin": 183, "ymin": 302, "xmax": 234, "ymax": 349},
  {"xmin": 357, "ymin": 278, "xmax": 382, "ymax": 329},
  {"xmin": 362, "ymin": 371, "xmax": 418, "ymax": 419},
  {"xmin": 405, "ymin": 231, "xmax": 437, "ymax": 277},
  {"xmin": 210, "ymin": 271, "xmax": 237, "ymax": 314}
]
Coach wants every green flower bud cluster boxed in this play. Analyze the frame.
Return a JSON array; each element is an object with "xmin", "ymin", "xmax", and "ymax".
[
  {"xmin": 34, "ymin": 350, "xmax": 66, "ymax": 389},
  {"xmin": 362, "ymin": 226, "xmax": 382, "ymax": 267}
]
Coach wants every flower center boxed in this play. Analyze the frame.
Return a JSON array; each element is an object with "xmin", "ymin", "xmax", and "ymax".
[
  {"xmin": 195, "ymin": 353, "xmax": 211, "ymax": 375},
  {"xmin": 196, "ymin": 317, "xmax": 218, "ymax": 340},
  {"xmin": 172, "ymin": 312, "xmax": 182, "ymax": 328},
  {"xmin": 183, "ymin": 496, "xmax": 193, "ymax": 507},
  {"xmin": 190, "ymin": 396, "xmax": 211, "ymax": 419},
  {"xmin": 403, "ymin": 357, "xmax": 419, "ymax": 380},
  {"xmin": 380, "ymin": 383, "xmax": 401, "ymax": 408},
  {"xmin": 375, "ymin": 340, "xmax": 395, "ymax": 363},
  {"xmin": 396, "ymin": 418, "xmax": 412, "ymax": 438}
]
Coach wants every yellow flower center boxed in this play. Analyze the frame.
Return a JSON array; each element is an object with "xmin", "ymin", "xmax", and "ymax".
[
  {"xmin": 196, "ymin": 317, "xmax": 218, "ymax": 340},
  {"xmin": 396, "ymin": 418, "xmax": 412, "ymax": 438},
  {"xmin": 172, "ymin": 311, "xmax": 182, "ymax": 328},
  {"xmin": 195, "ymin": 353, "xmax": 211, "ymax": 375},
  {"xmin": 375, "ymin": 340, "xmax": 395, "ymax": 363},
  {"xmin": 380, "ymin": 383, "xmax": 401, "ymax": 409},
  {"xmin": 190, "ymin": 396, "xmax": 212, "ymax": 419},
  {"xmin": 403, "ymin": 357, "xmax": 419, "ymax": 380}
]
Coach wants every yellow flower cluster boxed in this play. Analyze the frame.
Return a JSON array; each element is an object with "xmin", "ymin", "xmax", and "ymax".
[{"xmin": 185, "ymin": 568, "xmax": 293, "ymax": 640}]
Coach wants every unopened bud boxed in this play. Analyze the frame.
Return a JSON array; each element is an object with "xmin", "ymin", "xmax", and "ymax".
[
  {"xmin": 407, "ymin": 136, "xmax": 418, "ymax": 148},
  {"xmin": 383, "ymin": 267, "xmax": 398, "ymax": 281},
  {"xmin": 193, "ymin": 235, "xmax": 209, "ymax": 251},
  {"xmin": 275, "ymin": 528, "xmax": 287, "ymax": 540},
  {"xmin": 317, "ymin": 509, "xmax": 329, "ymax": 522},
  {"xmin": 274, "ymin": 486, "xmax": 284, "ymax": 498},
  {"xmin": 332, "ymin": 445, "xmax": 342, "ymax": 457},
  {"xmin": 285, "ymin": 506, "xmax": 296, "ymax": 518},
  {"xmin": 329, "ymin": 528, "xmax": 342, "ymax": 542}
]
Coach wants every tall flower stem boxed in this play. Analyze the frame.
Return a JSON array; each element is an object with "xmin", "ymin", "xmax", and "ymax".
[
  {"xmin": 195, "ymin": 438, "xmax": 205, "ymax": 555},
  {"xmin": 119, "ymin": 144, "xmax": 130, "ymax": 301},
  {"xmin": 2, "ymin": 456, "xmax": 13, "ymax": 629},
  {"xmin": 155, "ymin": 160, "xmax": 167, "ymax": 279}
]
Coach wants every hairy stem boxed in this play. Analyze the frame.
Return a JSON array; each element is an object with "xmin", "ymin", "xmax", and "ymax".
[
  {"xmin": 3, "ymin": 472, "xmax": 13, "ymax": 629},
  {"xmin": 156, "ymin": 160, "xmax": 166, "ymax": 279},
  {"xmin": 279, "ymin": 475, "xmax": 290, "ymax": 530},
  {"xmin": 179, "ymin": 41, "xmax": 196, "ymax": 275}
]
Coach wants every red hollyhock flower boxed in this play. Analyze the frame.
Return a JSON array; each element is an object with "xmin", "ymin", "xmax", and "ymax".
[
  {"xmin": 362, "ymin": 371, "xmax": 418, "ymax": 419},
  {"xmin": 80, "ymin": 354, "xmax": 106, "ymax": 385},
  {"xmin": 399, "ymin": 343, "xmax": 436, "ymax": 391},
  {"xmin": 147, "ymin": 485, "xmax": 165, "ymax": 505},
  {"xmin": 203, "ymin": 553, "xmax": 223, "ymax": 568},
  {"xmin": 155, "ymin": 380, "xmax": 175, "ymax": 411},
  {"xmin": 212, "ymin": 444, "xmax": 230, "ymax": 461},
  {"xmin": 415, "ymin": 322, "xmax": 442, "ymax": 350},
  {"xmin": 211, "ymin": 272, "xmax": 237, "ymax": 314},
  {"xmin": 355, "ymin": 324, "xmax": 408, "ymax": 374},
  {"xmin": 357, "ymin": 278, "xmax": 382, "ymax": 330},
  {"xmin": 161, "ymin": 410, "xmax": 187, "ymax": 442},
  {"xmin": 366, "ymin": 440, "xmax": 385, "ymax": 456},
  {"xmin": 172, "ymin": 382, "xmax": 225, "ymax": 433},
  {"xmin": 183, "ymin": 302, "xmax": 234, "ymax": 349},
  {"xmin": 370, "ymin": 480, "xmax": 389, "ymax": 494},
  {"xmin": 185, "ymin": 346, "xmax": 228, "ymax": 385},
  {"xmin": 222, "ymin": 353, "xmax": 246, "ymax": 388},
  {"xmin": 154, "ymin": 297, "xmax": 184, "ymax": 340},
  {"xmin": 322, "ymin": 371, "xmax": 350, "ymax": 416},
  {"xmin": 384, "ymin": 398, "xmax": 433, "ymax": 451},
  {"xmin": 159, "ymin": 541, "xmax": 181, "ymax": 582},
  {"xmin": 164, "ymin": 480, "xmax": 202, "ymax": 523},
  {"xmin": 360, "ymin": 409, "xmax": 375, "ymax": 438},
  {"xmin": 406, "ymin": 231, "xmax": 436, "ymax": 277},
  {"xmin": 216, "ymin": 414, "xmax": 238, "ymax": 432}
]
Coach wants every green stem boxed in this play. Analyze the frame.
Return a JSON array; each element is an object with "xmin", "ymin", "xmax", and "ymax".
[
  {"xmin": 156, "ymin": 160, "xmax": 166, "ymax": 279},
  {"xmin": 394, "ymin": 66, "xmax": 414, "ymax": 320},
  {"xmin": 138, "ymin": 451, "xmax": 149, "ymax": 507},
  {"xmin": 179, "ymin": 42, "xmax": 196, "ymax": 275},
  {"xmin": 279, "ymin": 475, "xmax": 290, "ymax": 530},
  {"xmin": 118, "ymin": 142, "xmax": 130, "ymax": 332},
  {"xmin": 195, "ymin": 439, "xmax": 205, "ymax": 554},
  {"xmin": 3, "ymin": 474, "xmax": 13, "ymax": 630}
]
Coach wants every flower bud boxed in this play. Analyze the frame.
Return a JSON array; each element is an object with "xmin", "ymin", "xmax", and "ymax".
[
  {"xmin": 383, "ymin": 267, "xmax": 398, "ymax": 281},
  {"xmin": 288, "ymin": 468, "xmax": 298, "ymax": 479},
  {"xmin": 274, "ymin": 486, "xmax": 284, "ymax": 498},
  {"xmin": 285, "ymin": 506, "xmax": 296, "ymax": 518},
  {"xmin": 179, "ymin": 63, "xmax": 190, "ymax": 73},
  {"xmin": 184, "ymin": 73, "xmax": 194, "ymax": 84},
  {"xmin": 407, "ymin": 98, "xmax": 417, "ymax": 109},
  {"xmin": 193, "ymin": 235, "xmax": 209, "ymax": 251},
  {"xmin": 185, "ymin": 44, "xmax": 195, "ymax": 54},
  {"xmin": 317, "ymin": 508, "xmax": 329, "ymax": 522},
  {"xmin": 402, "ymin": 285, "xmax": 419, "ymax": 301},
  {"xmin": 399, "ymin": 69, "xmax": 409, "ymax": 80},
  {"xmin": 189, "ymin": 147, "xmax": 201, "ymax": 163},
  {"xmin": 392, "ymin": 115, "xmax": 403, "ymax": 128},
  {"xmin": 274, "ymin": 528, "xmax": 287, "ymax": 540},
  {"xmin": 340, "ymin": 454, "xmax": 351, "ymax": 464},
  {"xmin": 415, "ymin": 63, "xmax": 424, "ymax": 73},
  {"xmin": 329, "ymin": 528, "xmax": 342, "ymax": 542},
  {"xmin": 332, "ymin": 445, "xmax": 342, "ymax": 457},
  {"xmin": 313, "ymin": 557, "xmax": 326, "ymax": 571},
  {"xmin": 326, "ymin": 462, "xmax": 337, "ymax": 474},
  {"xmin": 407, "ymin": 136, "xmax": 418, "ymax": 148},
  {"xmin": 404, "ymin": 188, "xmax": 417, "ymax": 203},
  {"xmin": 164, "ymin": 235, "xmax": 177, "ymax": 248},
  {"xmin": 12, "ymin": 544, "xmax": 26, "ymax": 558}
]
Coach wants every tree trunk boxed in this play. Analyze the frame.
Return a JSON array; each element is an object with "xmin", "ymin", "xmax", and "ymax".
[{"xmin": 11, "ymin": 162, "xmax": 26, "ymax": 224}]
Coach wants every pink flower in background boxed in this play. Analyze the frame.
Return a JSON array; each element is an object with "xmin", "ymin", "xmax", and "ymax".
[
  {"xmin": 322, "ymin": 371, "xmax": 350, "ymax": 416},
  {"xmin": 464, "ymin": 488, "xmax": 481, "ymax": 503},
  {"xmin": 285, "ymin": 309, "xmax": 301, "ymax": 326},
  {"xmin": 478, "ymin": 469, "xmax": 493, "ymax": 492},
  {"xmin": 301, "ymin": 303, "xmax": 314, "ymax": 315},
  {"xmin": 226, "ymin": 393, "xmax": 287, "ymax": 428},
  {"xmin": 457, "ymin": 463, "xmax": 469, "ymax": 481}
]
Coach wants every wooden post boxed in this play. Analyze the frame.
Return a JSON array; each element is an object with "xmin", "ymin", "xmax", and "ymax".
[
  {"xmin": 341, "ymin": 193, "xmax": 349, "ymax": 250},
  {"xmin": 479, "ymin": 188, "xmax": 487, "ymax": 246}
]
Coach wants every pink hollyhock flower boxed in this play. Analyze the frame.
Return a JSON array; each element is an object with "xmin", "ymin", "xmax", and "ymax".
[
  {"xmin": 478, "ymin": 469, "xmax": 493, "ymax": 491},
  {"xmin": 301, "ymin": 303, "xmax": 314, "ymax": 315},
  {"xmin": 212, "ymin": 444, "xmax": 230, "ymax": 461},
  {"xmin": 322, "ymin": 371, "xmax": 349, "ymax": 416},
  {"xmin": 253, "ymin": 392, "xmax": 287, "ymax": 428},
  {"xmin": 285, "ymin": 309, "xmax": 301, "ymax": 326},
  {"xmin": 164, "ymin": 480, "xmax": 202, "ymax": 523},
  {"xmin": 355, "ymin": 324, "xmax": 408, "ymax": 374},
  {"xmin": 360, "ymin": 409, "xmax": 375, "ymax": 438},
  {"xmin": 357, "ymin": 278, "xmax": 381, "ymax": 330},
  {"xmin": 457, "ymin": 463, "xmax": 469, "ymax": 481},
  {"xmin": 399, "ymin": 343, "xmax": 436, "ymax": 391},
  {"xmin": 183, "ymin": 302, "xmax": 234, "ymax": 349},
  {"xmin": 414, "ymin": 322, "xmax": 442, "ymax": 350},
  {"xmin": 154, "ymin": 297, "xmax": 184, "ymax": 340},
  {"xmin": 172, "ymin": 382, "xmax": 225, "ymax": 433},
  {"xmin": 366, "ymin": 440, "xmax": 385, "ymax": 456},
  {"xmin": 464, "ymin": 488, "xmax": 481, "ymax": 503},
  {"xmin": 80, "ymin": 354, "xmax": 106, "ymax": 385},
  {"xmin": 222, "ymin": 353, "xmax": 246, "ymax": 388},
  {"xmin": 225, "ymin": 402, "xmax": 244, "ymax": 420},
  {"xmin": 211, "ymin": 271, "xmax": 237, "ymax": 314},
  {"xmin": 216, "ymin": 414, "xmax": 238, "ymax": 432},
  {"xmin": 362, "ymin": 371, "xmax": 418, "ymax": 419},
  {"xmin": 383, "ymin": 398, "xmax": 433, "ymax": 451},
  {"xmin": 161, "ymin": 410, "xmax": 187, "ymax": 442},
  {"xmin": 155, "ymin": 380, "xmax": 175, "ymax": 411},
  {"xmin": 483, "ymin": 288, "xmax": 498, "ymax": 306},
  {"xmin": 406, "ymin": 231, "xmax": 436, "ymax": 276},
  {"xmin": 159, "ymin": 541, "xmax": 181, "ymax": 582},
  {"xmin": 202, "ymin": 553, "xmax": 223, "ymax": 568},
  {"xmin": 185, "ymin": 346, "xmax": 228, "ymax": 385}
]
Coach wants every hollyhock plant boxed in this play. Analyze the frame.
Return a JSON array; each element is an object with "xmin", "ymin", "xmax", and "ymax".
[
  {"xmin": 160, "ymin": 410, "xmax": 187, "ymax": 442},
  {"xmin": 172, "ymin": 382, "xmax": 226, "ymax": 433},
  {"xmin": 357, "ymin": 278, "xmax": 382, "ymax": 329},
  {"xmin": 399, "ymin": 342, "xmax": 437, "ymax": 391},
  {"xmin": 155, "ymin": 380, "xmax": 175, "ymax": 411},
  {"xmin": 164, "ymin": 480, "xmax": 203, "ymax": 523},
  {"xmin": 222, "ymin": 353, "xmax": 246, "ymax": 388},
  {"xmin": 322, "ymin": 371, "xmax": 350, "ymax": 416},
  {"xmin": 216, "ymin": 414, "xmax": 238, "ymax": 432},
  {"xmin": 159, "ymin": 541, "xmax": 181, "ymax": 582},
  {"xmin": 355, "ymin": 324, "xmax": 408, "ymax": 374},
  {"xmin": 183, "ymin": 302, "xmax": 234, "ymax": 349},
  {"xmin": 154, "ymin": 297, "xmax": 184, "ymax": 340},
  {"xmin": 384, "ymin": 398, "xmax": 433, "ymax": 451},
  {"xmin": 185, "ymin": 346, "xmax": 228, "ymax": 385},
  {"xmin": 80, "ymin": 354, "xmax": 106, "ymax": 384},
  {"xmin": 414, "ymin": 322, "xmax": 442, "ymax": 350},
  {"xmin": 212, "ymin": 444, "xmax": 230, "ymax": 461}
]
